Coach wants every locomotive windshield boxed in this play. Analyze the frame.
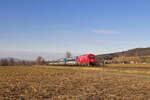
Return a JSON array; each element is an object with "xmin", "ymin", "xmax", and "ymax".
[{"xmin": 89, "ymin": 56, "xmax": 95, "ymax": 59}]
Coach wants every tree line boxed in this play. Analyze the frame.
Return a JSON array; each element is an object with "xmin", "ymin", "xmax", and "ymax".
[
  {"xmin": 0, "ymin": 51, "xmax": 72, "ymax": 66},
  {"xmin": 0, "ymin": 56, "xmax": 46, "ymax": 66}
]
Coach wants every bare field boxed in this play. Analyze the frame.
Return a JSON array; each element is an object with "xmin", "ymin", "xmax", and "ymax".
[
  {"xmin": 1, "ymin": 66, "xmax": 150, "ymax": 100},
  {"xmin": 105, "ymin": 64, "xmax": 150, "ymax": 68}
]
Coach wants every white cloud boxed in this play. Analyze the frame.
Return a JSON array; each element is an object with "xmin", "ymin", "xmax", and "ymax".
[{"xmin": 92, "ymin": 30, "xmax": 120, "ymax": 34}]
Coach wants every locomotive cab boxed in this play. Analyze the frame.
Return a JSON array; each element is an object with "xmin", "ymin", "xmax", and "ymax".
[{"xmin": 88, "ymin": 55, "xmax": 96, "ymax": 66}]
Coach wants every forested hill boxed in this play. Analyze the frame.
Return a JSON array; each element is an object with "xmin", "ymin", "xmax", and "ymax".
[{"xmin": 96, "ymin": 47, "xmax": 150, "ymax": 62}]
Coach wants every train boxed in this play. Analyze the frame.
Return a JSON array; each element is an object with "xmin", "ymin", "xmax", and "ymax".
[{"xmin": 49, "ymin": 54, "xmax": 96, "ymax": 66}]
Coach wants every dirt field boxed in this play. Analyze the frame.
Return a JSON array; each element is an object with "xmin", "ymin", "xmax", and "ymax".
[{"xmin": 0, "ymin": 66, "xmax": 150, "ymax": 100}]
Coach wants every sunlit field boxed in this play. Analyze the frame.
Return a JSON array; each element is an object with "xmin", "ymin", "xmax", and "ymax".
[
  {"xmin": 40, "ymin": 65, "xmax": 150, "ymax": 76},
  {"xmin": 1, "ymin": 66, "xmax": 150, "ymax": 100},
  {"xmin": 105, "ymin": 64, "xmax": 150, "ymax": 68}
]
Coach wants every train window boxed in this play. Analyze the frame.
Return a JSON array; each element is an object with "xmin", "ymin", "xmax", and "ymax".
[{"xmin": 89, "ymin": 56, "xmax": 95, "ymax": 59}]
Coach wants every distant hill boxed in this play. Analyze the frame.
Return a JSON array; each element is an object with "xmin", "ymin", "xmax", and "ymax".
[{"xmin": 96, "ymin": 47, "xmax": 150, "ymax": 62}]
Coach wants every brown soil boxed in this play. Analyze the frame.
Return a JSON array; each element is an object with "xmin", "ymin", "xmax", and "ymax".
[{"xmin": 0, "ymin": 66, "xmax": 150, "ymax": 100}]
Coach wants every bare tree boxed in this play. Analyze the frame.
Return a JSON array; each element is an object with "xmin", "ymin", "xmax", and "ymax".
[
  {"xmin": 36, "ymin": 56, "xmax": 42, "ymax": 65},
  {"xmin": 8, "ymin": 58, "xmax": 15, "ymax": 66},
  {"xmin": 36, "ymin": 56, "xmax": 45, "ymax": 65},
  {"xmin": 41, "ymin": 59, "xmax": 45, "ymax": 65},
  {"xmin": 65, "ymin": 51, "xmax": 71, "ymax": 58},
  {"xmin": 22, "ymin": 60, "xmax": 26, "ymax": 65},
  {"xmin": 0, "ymin": 59, "xmax": 8, "ymax": 66}
]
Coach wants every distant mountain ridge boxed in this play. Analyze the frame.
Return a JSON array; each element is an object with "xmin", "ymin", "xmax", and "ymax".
[{"xmin": 96, "ymin": 47, "xmax": 150, "ymax": 62}]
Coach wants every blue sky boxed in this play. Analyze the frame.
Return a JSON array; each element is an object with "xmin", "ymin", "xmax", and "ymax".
[{"xmin": 0, "ymin": 0, "xmax": 150, "ymax": 60}]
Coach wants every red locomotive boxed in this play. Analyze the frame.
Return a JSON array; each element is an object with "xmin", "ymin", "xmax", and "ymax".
[{"xmin": 77, "ymin": 54, "xmax": 96, "ymax": 66}]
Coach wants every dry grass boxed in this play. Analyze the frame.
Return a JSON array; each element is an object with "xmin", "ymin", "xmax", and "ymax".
[
  {"xmin": 0, "ymin": 66, "xmax": 150, "ymax": 100},
  {"xmin": 105, "ymin": 64, "xmax": 150, "ymax": 68},
  {"xmin": 45, "ymin": 66, "xmax": 150, "ymax": 76}
]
